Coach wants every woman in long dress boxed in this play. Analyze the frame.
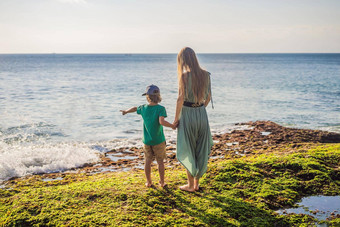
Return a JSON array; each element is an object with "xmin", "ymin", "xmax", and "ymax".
[{"xmin": 173, "ymin": 47, "xmax": 213, "ymax": 192}]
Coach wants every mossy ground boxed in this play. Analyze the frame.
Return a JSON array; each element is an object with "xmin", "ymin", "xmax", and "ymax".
[{"xmin": 1, "ymin": 144, "xmax": 339, "ymax": 226}]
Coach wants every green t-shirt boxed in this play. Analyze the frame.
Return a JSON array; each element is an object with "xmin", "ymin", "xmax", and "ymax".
[{"xmin": 137, "ymin": 104, "xmax": 167, "ymax": 146}]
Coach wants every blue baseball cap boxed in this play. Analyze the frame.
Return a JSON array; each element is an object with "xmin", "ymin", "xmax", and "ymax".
[{"xmin": 142, "ymin": 84, "xmax": 160, "ymax": 96}]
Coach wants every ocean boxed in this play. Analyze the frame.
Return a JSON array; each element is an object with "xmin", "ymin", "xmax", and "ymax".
[{"xmin": 1, "ymin": 53, "xmax": 339, "ymax": 181}]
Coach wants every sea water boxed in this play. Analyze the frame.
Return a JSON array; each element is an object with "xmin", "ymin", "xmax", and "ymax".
[
  {"xmin": 1, "ymin": 54, "xmax": 339, "ymax": 181},
  {"xmin": 276, "ymin": 195, "xmax": 340, "ymax": 224}
]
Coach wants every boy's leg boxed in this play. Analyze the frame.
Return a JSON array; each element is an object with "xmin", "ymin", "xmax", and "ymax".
[
  {"xmin": 156, "ymin": 159, "xmax": 165, "ymax": 187},
  {"xmin": 153, "ymin": 142, "xmax": 167, "ymax": 187},
  {"xmin": 144, "ymin": 145, "xmax": 154, "ymax": 187},
  {"xmin": 144, "ymin": 157, "xmax": 153, "ymax": 187}
]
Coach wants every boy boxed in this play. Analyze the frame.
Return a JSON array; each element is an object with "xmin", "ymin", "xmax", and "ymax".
[{"xmin": 120, "ymin": 84, "xmax": 175, "ymax": 188}]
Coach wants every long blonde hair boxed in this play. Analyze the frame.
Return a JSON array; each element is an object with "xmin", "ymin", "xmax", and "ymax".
[{"xmin": 177, "ymin": 47, "xmax": 209, "ymax": 103}]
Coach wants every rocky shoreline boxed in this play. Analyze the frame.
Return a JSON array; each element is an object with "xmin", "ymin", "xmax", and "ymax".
[
  {"xmin": 2, "ymin": 121, "xmax": 339, "ymax": 226},
  {"xmin": 28, "ymin": 120, "xmax": 340, "ymax": 182}
]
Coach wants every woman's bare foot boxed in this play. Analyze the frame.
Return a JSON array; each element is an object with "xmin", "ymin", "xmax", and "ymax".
[
  {"xmin": 194, "ymin": 185, "xmax": 199, "ymax": 191},
  {"xmin": 145, "ymin": 182, "xmax": 153, "ymax": 187},
  {"xmin": 180, "ymin": 184, "xmax": 195, "ymax": 192},
  {"xmin": 159, "ymin": 182, "xmax": 167, "ymax": 188}
]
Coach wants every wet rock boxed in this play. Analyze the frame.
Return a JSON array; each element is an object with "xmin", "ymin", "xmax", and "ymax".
[{"xmin": 166, "ymin": 146, "xmax": 175, "ymax": 151}]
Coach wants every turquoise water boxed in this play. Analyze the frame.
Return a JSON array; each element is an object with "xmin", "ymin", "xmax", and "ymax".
[{"xmin": 0, "ymin": 54, "xmax": 339, "ymax": 180}]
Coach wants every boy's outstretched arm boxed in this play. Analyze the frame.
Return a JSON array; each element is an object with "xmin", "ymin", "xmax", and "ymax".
[
  {"xmin": 120, "ymin": 107, "xmax": 137, "ymax": 115},
  {"xmin": 159, "ymin": 116, "xmax": 176, "ymax": 130}
]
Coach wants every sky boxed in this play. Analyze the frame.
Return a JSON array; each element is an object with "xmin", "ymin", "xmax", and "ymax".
[{"xmin": 0, "ymin": 0, "xmax": 340, "ymax": 53}]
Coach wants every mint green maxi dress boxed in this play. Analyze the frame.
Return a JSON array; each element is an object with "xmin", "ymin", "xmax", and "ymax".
[{"xmin": 176, "ymin": 72, "xmax": 214, "ymax": 178}]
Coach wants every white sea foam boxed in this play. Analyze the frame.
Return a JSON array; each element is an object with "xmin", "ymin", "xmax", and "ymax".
[
  {"xmin": 211, "ymin": 123, "xmax": 254, "ymax": 135},
  {"xmin": 0, "ymin": 141, "xmax": 99, "ymax": 182}
]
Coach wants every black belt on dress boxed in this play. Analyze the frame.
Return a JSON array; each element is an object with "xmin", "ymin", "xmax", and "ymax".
[{"xmin": 183, "ymin": 101, "xmax": 204, "ymax": 107}]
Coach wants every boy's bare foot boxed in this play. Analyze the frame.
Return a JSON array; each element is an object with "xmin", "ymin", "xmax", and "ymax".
[
  {"xmin": 194, "ymin": 185, "xmax": 200, "ymax": 191},
  {"xmin": 145, "ymin": 182, "xmax": 153, "ymax": 187},
  {"xmin": 179, "ymin": 184, "xmax": 195, "ymax": 192}
]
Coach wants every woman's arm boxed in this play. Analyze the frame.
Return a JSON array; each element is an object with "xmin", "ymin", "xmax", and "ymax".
[
  {"xmin": 120, "ymin": 106, "xmax": 137, "ymax": 115},
  {"xmin": 174, "ymin": 85, "xmax": 184, "ymax": 126}
]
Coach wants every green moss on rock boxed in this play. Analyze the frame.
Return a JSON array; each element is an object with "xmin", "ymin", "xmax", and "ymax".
[{"xmin": 1, "ymin": 144, "xmax": 339, "ymax": 226}]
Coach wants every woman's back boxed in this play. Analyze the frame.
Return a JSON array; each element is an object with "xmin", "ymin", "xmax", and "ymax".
[{"xmin": 183, "ymin": 71, "xmax": 211, "ymax": 103}]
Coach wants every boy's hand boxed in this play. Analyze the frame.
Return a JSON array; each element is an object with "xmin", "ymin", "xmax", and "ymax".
[
  {"xmin": 171, "ymin": 124, "xmax": 177, "ymax": 130},
  {"xmin": 120, "ymin": 107, "xmax": 137, "ymax": 115},
  {"xmin": 173, "ymin": 120, "xmax": 179, "ymax": 128}
]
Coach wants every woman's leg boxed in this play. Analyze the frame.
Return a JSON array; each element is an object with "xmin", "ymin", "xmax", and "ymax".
[
  {"xmin": 195, "ymin": 109, "xmax": 212, "ymax": 180},
  {"xmin": 180, "ymin": 169, "xmax": 195, "ymax": 192},
  {"xmin": 194, "ymin": 178, "xmax": 199, "ymax": 191}
]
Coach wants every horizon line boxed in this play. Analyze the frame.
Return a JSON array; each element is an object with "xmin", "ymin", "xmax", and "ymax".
[{"xmin": 1, "ymin": 52, "xmax": 340, "ymax": 55}]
